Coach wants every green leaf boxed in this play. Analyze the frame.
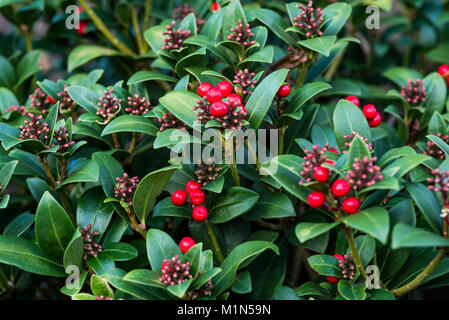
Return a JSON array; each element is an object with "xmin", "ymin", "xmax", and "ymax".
[
  {"xmin": 260, "ymin": 155, "xmax": 309, "ymax": 201},
  {"xmin": 208, "ymin": 187, "xmax": 259, "ymax": 223},
  {"xmin": 274, "ymin": 286, "xmax": 303, "ymax": 300},
  {"xmin": 298, "ymin": 36, "xmax": 336, "ymax": 57},
  {"xmin": 244, "ymin": 192, "xmax": 295, "ymax": 220},
  {"xmin": 146, "ymin": 229, "xmax": 182, "ymax": 272},
  {"xmin": 382, "ymin": 67, "xmax": 422, "ymax": 87},
  {"xmin": 322, "ymin": 2, "xmax": 352, "ymax": 36},
  {"xmin": 350, "ymin": 235, "xmax": 376, "ymax": 266},
  {"xmin": 90, "ymin": 274, "xmax": 114, "ymax": 298},
  {"xmin": 428, "ymin": 112, "xmax": 447, "ymax": 135},
  {"xmin": 153, "ymin": 197, "xmax": 191, "ymax": 218},
  {"xmin": 127, "ymin": 71, "xmax": 177, "ymax": 85},
  {"xmin": 3, "ymin": 212, "xmax": 34, "ymax": 236},
  {"xmin": 159, "ymin": 90, "xmax": 199, "ymax": 128},
  {"xmin": 101, "ymin": 242, "xmax": 138, "ymax": 261},
  {"xmin": 297, "ymin": 282, "xmax": 329, "ymax": 297},
  {"xmin": 0, "ymin": 235, "xmax": 65, "ymax": 277},
  {"xmin": 250, "ymin": 9, "xmax": 297, "ymax": 47},
  {"xmin": 0, "ymin": 160, "xmax": 17, "ymax": 193},
  {"xmin": 333, "ymin": 99, "xmax": 371, "ymax": 150},
  {"xmin": 422, "ymin": 72, "xmax": 447, "ymax": 123},
  {"xmin": 133, "ymin": 166, "xmax": 177, "ymax": 222},
  {"xmin": 166, "ymin": 278, "xmax": 193, "ymax": 299},
  {"xmin": 338, "ymin": 281, "xmax": 367, "ymax": 300},
  {"xmin": 71, "ymin": 293, "xmax": 96, "ymax": 300},
  {"xmin": 35, "ymin": 192, "xmax": 75, "ymax": 260},
  {"xmin": 368, "ymin": 289, "xmax": 395, "ymax": 300},
  {"xmin": 76, "ymin": 188, "xmax": 115, "ymax": 236},
  {"xmin": 15, "ymin": 50, "xmax": 41, "ymax": 88},
  {"xmin": 381, "ymin": 154, "xmax": 430, "ymax": 178},
  {"xmin": 92, "ymin": 152, "xmax": 124, "ymax": 198},
  {"xmin": 0, "ymin": 123, "xmax": 45, "ymax": 153},
  {"xmin": 406, "ymin": 182, "xmax": 442, "ymax": 233},
  {"xmin": 222, "ymin": 0, "xmax": 246, "ymax": 39},
  {"xmin": 308, "ymin": 254, "xmax": 342, "ymax": 277},
  {"xmin": 242, "ymin": 46, "xmax": 274, "ymax": 64},
  {"xmin": 347, "ymin": 134, "xmax": 371, "ymax": 169},
  {"xmin": 288, "ymin": 82, "xmax": 332, "ymax": 113},
  {"xmin": 341, "ymin": 207, "xmax": 390, "ymax": 244},
  {"xmin": 426, "ymin": 44, "xmax": 449, "ymax": 64},
  {"xmin": 0, "ymin": 56, "xmax": 16, "ymax": 88},
  {"xmin": 245, "ymin": 68, "xmax": 289, "ymax": 129},
  {"xmin": 184, "ymin": 36, "xmax": 234, "ymax": 66},
  {"xmin": 231, "ymin": 271, "xmax": 252, "ymax": 294},
  {"xmin": 0, "ymin": 87, "xmax": 19, "ymax": 116},
  {"xmin": 67, "ymin": 85, "xmax": 101, "ymax": 114},
  {"xmin": 213, "ymin": 241, "xmax": 279, "ymax": 295},
  {"xmin": 63, "ymin": 229, "xmax": 84, "ymax": 270},
  {"xmin": 295, "ymin": 222, "xmax": 339, "ymax": 243},
  {"xmin": 391, "ymin": 223, "xmax": 449, "ymax": 249},
  {"xmin": 57, "ymin": 160, "xmax": 99, "ymax": 189},
  {"xmin": 359, "ymin": 177, "xmax": 399, "ymax": 194},
  {"xmin": 102, "ymin": 115, "xmax": 158, "ymax": 137},
  {"xmin": 68, "ymin": 45, "xmax": 126, "ymax": 72}
]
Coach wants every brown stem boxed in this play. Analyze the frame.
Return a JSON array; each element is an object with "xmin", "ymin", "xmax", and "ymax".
[{"xmin": 112, "ymin": 133, "xmax": 121, "ymax": 149}]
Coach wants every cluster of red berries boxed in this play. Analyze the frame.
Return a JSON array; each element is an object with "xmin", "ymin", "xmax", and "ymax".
[
  {"xmin": 307, "ymin": 178, "xmax": 360, "ymax": 215},
  {"xmin": 194, "ymin": 81, "xmax": 247, "ymax": 129},
  {"xmin": 345, "ymin": 96, "xmax": 381, "ymax": 128},
  {"xmin": 299, "ymin": 143, "xmax": 339, "ymax": 185},
  {"xmin": 171, "ymin": 180, "xmax": 209, "ymax": 222},
  {"xmin": 438, "ymin": 64, "xmax": 449, "ymax": 87}
]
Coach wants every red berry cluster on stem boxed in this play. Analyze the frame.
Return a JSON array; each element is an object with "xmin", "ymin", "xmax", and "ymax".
[
  {"xmin": 345, "ymin": 96, "xmax": 381, "ymax": 128},
  {"xmin": 438, "ymin": 64, "xmax": 449, "ymax": 87},
  {"xmin": 171, "ymin": 179, "xmax": 208, "ymax": 222},
  {"xmin": 193, "ymin": 80, "xmax": 247, "ymax": 130}
]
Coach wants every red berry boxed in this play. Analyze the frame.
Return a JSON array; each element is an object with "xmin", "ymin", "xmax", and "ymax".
[
  {"xmin": 313, "ymin": 166, "xmax": 329, "ymax": 182},
  {"xmin": 189, "ymin": 189, "xmax": 206, "ymax": 205},
  {"xmin": 192, "ymin": 206, "xmax": 208, "ymax": 222},
  {"xmin": 342, "ymin": 197, "xmax": 360, "ymax": 214},
  {"xmin": 48, "ymin": 96, "xmax": 56, "ymax": 104},
  {"xmin": 345, "ymin": 96, "xmax": 360, "ymax": 107},
  {"xmin": 216, "ymin": 81, "xmax": 233, "ymax": 97},
  {"xmin": 326, "ymin": 275, "xmax": 340, "ymax": 284},
  {"xmin": 198, "ymin": 82, "xmax": 213, "ymax": 97},
  {"xmin": 161, "ymin": 260, "xmax": 169, "ymax": 273},
  {"xmin": 239, "ymin": 105, "xmax": 247, "ymax": 114},
  {"xmin": 307, "ymin": 191, "xmax": 326, "ymax": 208},
  {"xmin": 438, "ymin": 64, "xmax": 449, "ymax": 77},
  {"xmin": 331, "ymin": 179, "xmax": 350, "ymax": 198},
  {"xmin": 206, "ymin": 88, "xmax": 223, "ymax": 103},
  {"xmin": 179, "ymin": 237, "xmax": 195, "ymax": 253},
  {"xmin": 333, "ymin": 254, "xmax": 344, "ymax": 261},
  {"xmin": 362, "ymin": 104, "xmax": 377, "ymax": 120},
  {"xmin": 76, "ymin": 20, "xmax": 88, "ymax": 35},
  {"xmin": 210, "ymin": 101, "xmax": 228, "ymax": 118},
  {"xmin": 212, "ymin": 1, "xmax": 220, "ymax": 11},
  {"xmin": 277, "ymin": 84, "xmax": 291, "ymax": 98},
  {"xmin": 368, "ymin": 112, "xmax": 381, "ymax": 127},
  {"xmin": 186, "ymin": 180, "xmax": 201, "ymax": 194},
  {"xmin": 227, "ymin": 93, "xmax": 242, "ymax": 106},
  {"xmin": 171, "ymin": 190, "xmax": 187, "ymax": 206}
]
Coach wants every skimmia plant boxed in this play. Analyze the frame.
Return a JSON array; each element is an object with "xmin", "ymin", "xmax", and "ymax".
[{"xmin": 0, "ymin": 0, "xmax": 449, "ymax": 301}]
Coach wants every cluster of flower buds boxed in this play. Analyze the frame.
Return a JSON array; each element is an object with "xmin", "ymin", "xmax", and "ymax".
[
  {"xmin": 233, "ymin": 69, "xmax": 257, "ymax": 97},
  {"xmin": 5, "ymin": 105, "xmax": 27, "ymax": 115},
  {"xmin": 228, "ymin": 19, "xmax": 255, "ymax": 50},
  {"xmin": 157, "ymin": 112, "xmax": 186, "ymax": 131},
  {"xmin": 19, "ymin": 113, "xmax": 50, "ymax": 141},
  {"xmin": 299, "ymin": 143, "xmax": 337, "ymax": 184},
  {"xmin": 438, "ymin": 64, "xmax": 449, "ymax": 87},
  {"xmin": 293, "ymin": 1, "xmax": 324, "ymax": 38},
  {"xmin": 126, "ymin": 94, "xmax": 151, "ymax": 115},
  {"xmin": 346, "ymin": 156, "xmax": 383, "ymax": 191},
  {"xmin": 189, "ymin": 271, "xmax": 213, "ymax": 299},
  {"xmin": 193, "ymin": 81, "xmax": 247, "ymax": 130},
  {"xmin": 172, "ymin": 4, "xmax": 205, "ymax": 27},
  {"xmin": 114, "ymin": 173, "xmax": 139, "ymax": 207},
  {"xmin": 427, "ymin": 169, "xmax": 449, "ymax": 205},
  {"xmin": 195, "ymin": 160, "xmax": 222, "ymax": 186},
  {"xmin": 80, "ymin": 224, "xmax": 102, "ymax": 260},
  {"xmin": 96, "ymin": 296, "xmax": 113, "ymax": 300},
  {"xmin": 159, "ymin": 255, "xmax": 193, "ymax": 286},
  {"xmin": 400, "ymin": 79, "xmax": 427, "ymax": 107},
  {"xmin": 162, "ymin": 21, "xmax": 191, "ymax": 50},
  {"xmin": 345, "ymin": 96, "xmax": 381, "ymax": 128},
  {"xmin": 29, "ymin": 88, "xmax": 55, "ymax": 114},
  {"xmin": 172, "ymin": 180, "xmax": 208, "ymax": 222},
  {"xmin": 57, "ymin": 84, "xmax": 77, "ymax": 114},
  {"xmin": 48, "ymin": 126, "xmax": 75, "ymax": 155},
  {"xmin": 343, "ymin": 131, "xmax": 373, "ymax": 153},
  {"xmin": 97, "ymin": 89, "xmax": 121, "ymax": 124},
  {"xmin": 425, "ymin": 133, "xmax": 449, "ymax": 160},
  {"xmin": 338, "ymin": 254, "xmax": 356, "ymax": 280}
]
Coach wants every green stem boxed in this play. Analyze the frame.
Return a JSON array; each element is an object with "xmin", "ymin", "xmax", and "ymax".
[
  {"xmin": 244, "ymin": 139, "xmax": 260, "ymax": 168},
  {"xmin": 23, "ymin": 26, "xmax": 32, "ymax": 52},
  {"xmin": 391, "ymin": 249, "xmax": 445, "ymax": 296},
  {"xmin": 342, "ymin": 226, "xmax": 367, "ymax": 280},
  {"xmin": 128, "ymin": 133, "xmax": 140, "ymax": 155},
  {"xmin": 144, "ymin": 0, "xmax": 152, "ymax": 31},
  {"xmin": 257, "ymin": 219, "xmax": 285, "ymax": 231},
  {"xmin": 230, "ymin": 162, "xmax": 240, "ymax": 187},
  {"xmin": 0, "ymin": 266, "xmax": 9, "ymax": 292},
  {"xmin": 205, "ymin": 221, "xmax": 225, "ymax": 263},
  {"xmin": 131, "ymin": 4, "xmax": 145, "ymax": 55},
  {"xmin": 78, "ymin": 0, "xmax": 136, "ymax": 57},
  {"xmin": 279, "ymin": 127, "xmax": 286, "ymax": 155}
]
